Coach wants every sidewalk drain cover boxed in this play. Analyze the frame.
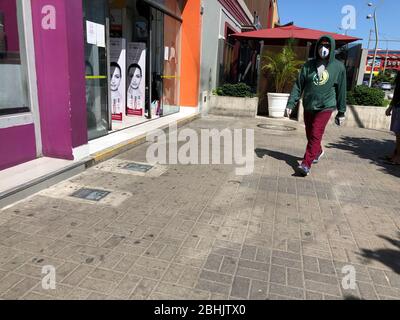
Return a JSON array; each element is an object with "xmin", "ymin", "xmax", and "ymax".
[
  {"xmin": 123, "ymin": 162, "xmax": 153, "ymax": 173},
  {"xmin": 257, "ymin": 124, "xmax": 297, "ymax": 132},
  {"xmin": 71, "ymin": 188, "xmax": 110, "ymax": 202}
]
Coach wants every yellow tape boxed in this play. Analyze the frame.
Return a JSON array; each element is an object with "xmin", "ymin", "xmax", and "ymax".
[
  {"xmin": 85, "ymin": 76, "xmax": 107, "ymax": 79},
  {"xmin": 161, "ymin": 75, "xmax": 180, "ymax": 79}
]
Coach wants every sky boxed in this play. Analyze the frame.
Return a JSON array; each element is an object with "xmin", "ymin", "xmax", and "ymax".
[{"xmin": 278, "ymin": 0, "xmax": 400, "ymax": 50}]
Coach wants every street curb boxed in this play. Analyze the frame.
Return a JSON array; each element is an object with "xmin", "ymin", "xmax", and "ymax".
[
  {"xmin": 88, "ymin": 133, "xmax": 148, "ymax": 166},
  {"xmin": 0, "ymin": 161, "xmax": 87, "ymax": 209}
]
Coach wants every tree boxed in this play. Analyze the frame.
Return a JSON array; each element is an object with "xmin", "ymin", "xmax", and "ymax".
[{"xmin": 373, "ymin": 70, "xmax": 397, "ymax": 86}]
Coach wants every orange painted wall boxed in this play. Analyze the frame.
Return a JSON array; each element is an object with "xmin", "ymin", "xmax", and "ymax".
[{"xmin": 180, "ymin": 0, "xmax": 201, "ymax": 107}]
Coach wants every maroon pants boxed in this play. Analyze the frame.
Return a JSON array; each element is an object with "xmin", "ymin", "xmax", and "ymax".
[{"xmin": 302, "ymin": 110, "xmax": 333, "ymax": 168}]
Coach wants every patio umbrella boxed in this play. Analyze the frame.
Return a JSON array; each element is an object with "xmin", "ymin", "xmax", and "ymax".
[{"xmin": 231, "ymin": 24, "xmax": 361, "ymax": 47}]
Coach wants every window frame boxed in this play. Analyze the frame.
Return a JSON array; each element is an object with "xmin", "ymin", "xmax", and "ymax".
[
  {"xmin": 0, "ymin": 0, "xmax": 30, "ymax": 116},
  {"xmin": 0, "ymin": 0, "xmax": 42, "ymax": 157}
]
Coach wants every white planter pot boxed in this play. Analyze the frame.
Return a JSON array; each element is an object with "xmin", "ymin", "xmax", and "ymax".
[{"xmin": 267, "ymin": 93, "xmax": 290, "ymax": 118}]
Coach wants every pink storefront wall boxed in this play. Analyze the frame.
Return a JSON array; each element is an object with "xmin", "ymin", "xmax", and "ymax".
[
  {"xmin": 31, "ymin": 0, "xmax": 87, "ymax": 160},
  {"xmin": 1, "ymin": 1, "xmax": 87, "ymax": 171},
  {"xmin": 0, "ymin": 0, "xmax": 36, "ymax": 170},
  {"xmin": 0, "ymin": 125, "xmax": 36, "ymax": 171}
]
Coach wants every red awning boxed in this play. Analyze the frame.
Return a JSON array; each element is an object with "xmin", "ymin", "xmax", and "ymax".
[{"xmin": 231, "ymin": 24, "xmax": 361, "ymax": 46}]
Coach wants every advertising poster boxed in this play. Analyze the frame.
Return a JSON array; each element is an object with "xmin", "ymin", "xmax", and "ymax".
[
  {"xmin": 126, "ymin": 42, "xmax": 146, "ymax": 117},
  {"xmin": 367, "ymin": 58, "xmax": 381, "ymax": 67},
  {"xmin": 110, "ymin": 38, "xmax": 126, "ymax": 121}
]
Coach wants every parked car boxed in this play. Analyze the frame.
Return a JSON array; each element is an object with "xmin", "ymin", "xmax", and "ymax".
[{"xmin": 380, "ymin": 82, "xmax": 392, "ymax": 91}]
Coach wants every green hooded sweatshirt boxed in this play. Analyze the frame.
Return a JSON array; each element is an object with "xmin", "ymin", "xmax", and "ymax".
[{"xmin": 287, "ymin": 35, "xmax": 347, "ymax": 114}]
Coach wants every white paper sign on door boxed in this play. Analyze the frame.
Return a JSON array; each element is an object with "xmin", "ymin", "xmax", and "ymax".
[
  {"xmin": 86, "ymin": 20, "xmax": 97, "ymax": 45},
  {"xmin": 96, "ymin": 24, "xmax": 105, "ymax": 48},
  {"xmin": 86, "ymin": 21, "xmax": 106, "ymax": 47}
]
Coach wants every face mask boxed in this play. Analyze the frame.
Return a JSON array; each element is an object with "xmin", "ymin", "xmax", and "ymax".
[{"xmin": 319, "ymin": 46, "xmax": 330, "ymax": 59}]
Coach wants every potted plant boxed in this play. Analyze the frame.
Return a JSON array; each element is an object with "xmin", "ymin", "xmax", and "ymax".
[
  {"xmin": 209, "ymin": 83, "xmax": 259, "ymax": 117},
  {"xmin": 262, "ymin": 42, "xmax": 303, "ymax": 118}
]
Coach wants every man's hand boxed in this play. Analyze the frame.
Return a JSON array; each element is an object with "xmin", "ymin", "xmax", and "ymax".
[
  {"xmin": 335, "ymin": 112, "xmax": 346, "ymax": 126},
  {"xmin": 386, "ymin": 106, "xmax": 393, "ymax": 117},
  {"xmin": 285, "ymin": 108, "xmax": 293, "ymax": 118}
]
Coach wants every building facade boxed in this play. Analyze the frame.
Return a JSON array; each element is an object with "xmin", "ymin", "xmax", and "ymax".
[
  {"xmin": 199, "ymin": 0, "xmax": 279, "ymax": 111},
  {"xmin": 0, "ymin": 0, "xmax": 279, "ymax": 172},
  {"xmin": 0, "ymin": 0, "xmax": 39, "ymax": 171},
  {"xmin": 0, "ymin": 0, "xmax": 202, "ymax": 171},
  {"xmin": 365, "ymin": 50, "xmax": 400, "ymax": 76},
  {"xmin": 243, "ymin": 0, "xmax": 279, "ymax": 28}
]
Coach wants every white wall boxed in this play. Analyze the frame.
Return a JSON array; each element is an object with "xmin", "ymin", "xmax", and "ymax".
[
  {"xmin": 219, "ymin": 7, "xmax": 242, "ymax": 38},
  {"xmin": 357, "ymin": 49, "xmax": 369, "ymax": 86},
  {"xmin": 199, "ymin": 2, "xmax": 245, "ymax": 113},
  {"xmin": 199, "ymin": 1, "xmax": 221, "ymax": 98}
]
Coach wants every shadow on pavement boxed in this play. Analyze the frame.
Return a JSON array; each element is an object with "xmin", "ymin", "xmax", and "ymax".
[
  {"xmin": 326, "ymin": 136, "xmax": 400, "ymax": 178},
  {"xmin": 359, "ymin": 232, "xmax": 400, "ymax": 274},
  {"xmin": 255, "ymin": 148, "xmax": 304, "ymax": 177}
]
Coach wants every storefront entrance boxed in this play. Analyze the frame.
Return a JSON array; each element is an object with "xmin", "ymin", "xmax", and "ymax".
[{"xmin": 83, "ymin": 0, "xmax": 182, "ymax": 141}]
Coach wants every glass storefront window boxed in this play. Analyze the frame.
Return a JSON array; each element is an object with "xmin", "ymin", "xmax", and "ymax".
[
  {"xmin": 83, "ymin": 0, "xmax": 110, "ymax": 140},
  {"xmin": 83, "ymin": 0, "xmax": 182, "ymax": 139},
  {"xmin": 145, "ymin": 0, "xmax": 186, "ymax": 17},
  {"xmin": 0, "ymin": 0, "xmax": 29, "ymax": 116},
  {"xmin": 119, "ymin": 0, "xmax": 182, "ymax": 118},
  {"xmin": 163, "ymin": 14, "xmax": 181, "ymax": 115}
]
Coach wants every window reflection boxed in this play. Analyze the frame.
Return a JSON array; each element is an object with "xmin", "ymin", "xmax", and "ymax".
[
  {"xmin": 0, "ymin": 0, "xmax": 29, "ymax": 115},
  {"xmin": 163, "ymin": 14, "xmax": 181, "ymax": 115}
]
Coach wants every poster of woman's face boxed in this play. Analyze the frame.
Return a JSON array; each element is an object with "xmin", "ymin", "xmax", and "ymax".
[
  {"xmin": 109, "ymin": 38, "xmax": 126, "ymax": 121},
  {"xmin": 111, "ymin": 63, "xmax": 122, "ymax": 91},
  {"xmin": 128, "ymin": 64, "xmax": 142, "ymax": 90},
  {"xmin": 126, "ymin": 42, "xmax": 146, "ymax": 116}
]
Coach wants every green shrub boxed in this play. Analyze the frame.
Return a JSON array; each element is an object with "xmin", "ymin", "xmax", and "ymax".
[
  {"xmin": 373, "ymin": 71, "xmax": 397, "ymax": 86},
  {"xmin": 383, "ymin": 99, "xmax": 391, "ymax": 107},
  {"xmin": 214, "ymin": 83, "xmax": 254, "ymax": 98},
  {"xmin": 347, "ymin": 85, "xmax": 385, "ymax": 107}
]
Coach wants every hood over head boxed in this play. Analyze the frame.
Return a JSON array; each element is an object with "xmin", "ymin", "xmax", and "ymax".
[{"xmin": 315, "ymin": 35, "xmax": 336, "ymax": 63}]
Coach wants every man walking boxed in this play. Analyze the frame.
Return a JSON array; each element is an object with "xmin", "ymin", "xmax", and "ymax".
[
  {"xmin": 384, "ymin": 71, "xmax": 400, "ymax": 164},
  {"xmin": 286, "ymin": 35, "xmax": 347, "ymax": 177}
]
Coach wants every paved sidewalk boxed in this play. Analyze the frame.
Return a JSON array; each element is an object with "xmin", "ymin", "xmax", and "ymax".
[{"xmin": 0, "ymin": 115, "xmax": 399, "ymax": 300}]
